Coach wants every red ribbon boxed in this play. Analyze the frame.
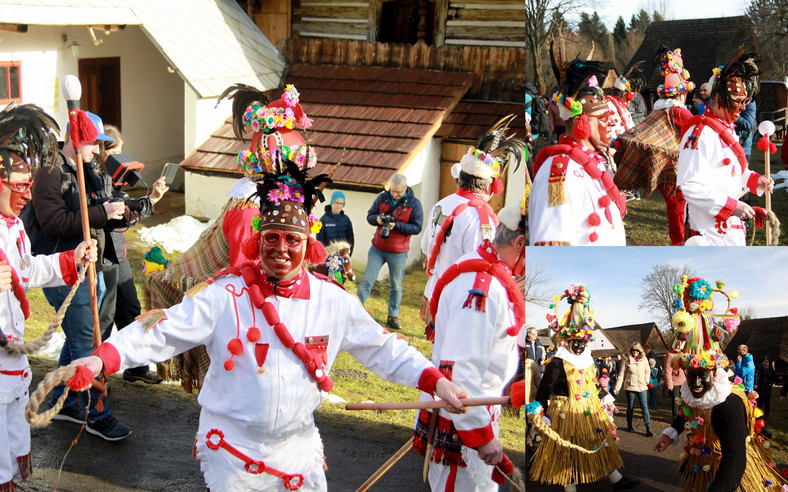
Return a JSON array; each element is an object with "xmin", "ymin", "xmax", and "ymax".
[{"xmin": 757, "ymin": 134, "xmax": 777, "ymax": 154}]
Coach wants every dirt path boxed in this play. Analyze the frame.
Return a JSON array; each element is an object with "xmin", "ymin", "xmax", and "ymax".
[{"xmin": 24, "ymin": 357, "xmax": 523, "ymax": 491}]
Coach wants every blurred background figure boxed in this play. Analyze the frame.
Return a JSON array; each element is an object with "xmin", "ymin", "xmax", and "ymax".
[{"xmin": 316, "ymin": 190, "xmax": 354, "ymax": 256}]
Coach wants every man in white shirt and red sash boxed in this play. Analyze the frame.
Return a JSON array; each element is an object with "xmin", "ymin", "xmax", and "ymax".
[
  {"xmin": 529, "ymin": 57, "xmax": 627, "ymax": 246},
  {"xmin": 677, "ymin": 49, "xmax": 773, "ymax": 246},
  {"xmin": 70, "ymin": 85, "xmax": 469, "ymax": 492},
  {"xmin": 413, "ymin": 198, "xmax": 525, "ymax": 491}
]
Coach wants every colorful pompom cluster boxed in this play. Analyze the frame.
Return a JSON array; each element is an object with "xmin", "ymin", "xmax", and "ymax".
[
  {"xmin": 671, "ymin": 352, "xmax": 729, "ymax": 371},
  {"xmin": 243, "ymin": 104, "xmax": 297, "ymax": 133},
  {"xmin": 657, "ymin": 80, "xmax": 696, "ymax": 98},
  {"xmin": 467, "ymin": 147, "xmax": 501, "ymax": 177},
  {"xmin": 660, "ymin": 49, "xmax": 684, "ymax": 75},
  {"xmin": 552, "ymin": 91, "xmax": 583, "ymax": 117},
  {"xmin": 547, "ymin": 283, "xmax": 596, "ymax": 341},
  {"xmin": 266, "ymin": 176, "xmax": 305, "ymax": 205},
  {"xmin": 308, "ymin": 214, "xmax": 322, "ymax": 234}
]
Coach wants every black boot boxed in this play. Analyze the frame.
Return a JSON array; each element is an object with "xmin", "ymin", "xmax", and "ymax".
[
  {"xmin": 645, "ymin": 424, "xmax": 654, "ymax": 437},
  {"xmin": 626, "ymin": 419, "xmax": 634, "ymax": 432},
  {"xmin": 613, "ymin": 476, "xmax": 640, "ymax": 490}
]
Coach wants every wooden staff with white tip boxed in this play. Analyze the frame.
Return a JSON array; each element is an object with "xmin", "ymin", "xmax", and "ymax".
[
  {"xmin": 758, "ymin": 120, "xmax": 776, "ymax": 246},
  {"xmin": 61, "ymin": 74, "xmax": 101, "ymax": 348}
]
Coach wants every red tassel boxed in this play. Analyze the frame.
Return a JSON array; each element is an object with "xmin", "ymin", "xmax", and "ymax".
[
  {"xmin": 305, "ymin": 238, "xmax": 326, "ymax": 265},
  {"xmin": 241, "ymin": 233, "xmax": 261, "ymax": 260},
  {"xmin": 68, "ymin": 365, "xmax": 95, "ymax": 392},
  {"xmin": 490, "ymin": 177, "xmax": 504, "ymax": 195},
  {"xmin": 757, "ymin": 135, "xmax": 777, "ymax": 154},
  {"xmin": 572, "ymin": 114, "xmax": 591, "ymax": 140}
]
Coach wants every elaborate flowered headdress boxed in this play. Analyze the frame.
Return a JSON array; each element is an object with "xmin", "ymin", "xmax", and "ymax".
[
  {"xmin": 0, "ymin": 102, "xmax": 60, "ymax": 178},
  {"xmin": 458, "ymin": 115, "xmax": 525, "ymax": 194},
  {"xmin": 218, "ymin": 83, "xmax": 316, "ymax": 175},
  {"xmin": 709, "ymin": 45, "xmax": 760, "ymax": 113},
  {"xmin": 655, "ymin": 47, "xmax": 695, "ymax": 98},
  {"xmin": 668, "ymin": 275, "xmax": 740, "ymax": 371},
  {"xmin": 547, "ymin": 284, "xmax": 596, "ymax": 340}
]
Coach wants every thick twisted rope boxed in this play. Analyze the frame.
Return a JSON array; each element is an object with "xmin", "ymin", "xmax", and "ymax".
[
  {"xmin": 748, "ymin": 210, "xmax": 780, "ymax": 246},
  {"xmin": 26, "ymin": 365, "xmax": 81, "ymax": 427},
  {"xmin": 527, "ymin": 413, "xmax": 610, "ymax": 454},
  {"xmin": 3, "ymin": 267, "xmax": 85, "ymax": 356}
]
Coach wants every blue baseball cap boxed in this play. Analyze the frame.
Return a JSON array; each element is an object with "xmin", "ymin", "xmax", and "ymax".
[{"xmin": 66, "ymin": 111, "xmax": 115, "ymax": 142}]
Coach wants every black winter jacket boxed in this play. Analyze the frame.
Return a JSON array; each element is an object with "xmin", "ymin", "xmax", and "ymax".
[{"xmin": 316, "ymin": 204, "xmax": 355, "ymax": 255}]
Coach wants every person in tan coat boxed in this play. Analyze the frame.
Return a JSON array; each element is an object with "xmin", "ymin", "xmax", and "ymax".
[
  {"xmin": 614, "ymin": 342, "xmax": 653, "ymax": 436},
  {"xmin": 664, "ymin": 345, "xmax": 687, "ymax": 421}
]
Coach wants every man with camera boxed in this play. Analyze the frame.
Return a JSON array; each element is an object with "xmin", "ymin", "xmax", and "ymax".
[
  {"xmin": 357, "ymin": 173, "xmax": 423, "ymax": 330},
  {"xmin": 21, "ymin": 111, "xmax": 132, "ymax": 442}
]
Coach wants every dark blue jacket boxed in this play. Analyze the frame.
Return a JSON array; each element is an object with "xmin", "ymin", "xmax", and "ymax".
[
  {"xmin": 367, "ymin": 186, "xmax": 422, "ymax": 253},
  {"xmin": 316, "ymin": 205, "xmax": 355, "ymax": 255},
  {"xmin": 735, "ymin": 100, "xmax": 757, "ymax": 157}
]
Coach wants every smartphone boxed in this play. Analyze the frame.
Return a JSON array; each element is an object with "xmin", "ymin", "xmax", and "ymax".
[{"xmin": 161, "ymin": 162, "xmax": 179, "ymax": 186}]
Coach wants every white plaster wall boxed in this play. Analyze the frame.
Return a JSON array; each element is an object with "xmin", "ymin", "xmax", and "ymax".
[
  {"xmin": 184, "ymin": 171, "xmax": 238, "ymax": 219},
  {"xmin": 184, "ymin": 90, "xmax": 233, "ymax": 158},
  {"xmin": 0, "ymin": 25, "xmax": 184, "ymax": 188},
  {"xmin": 504, "ymin": 156, "xmax": 526, "ymax": 208}
]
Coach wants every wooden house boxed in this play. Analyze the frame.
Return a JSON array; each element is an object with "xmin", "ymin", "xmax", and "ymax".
[
  {"xmin": 182, "ymin": 0, "xmax": 526, "ymax": 272},
  {"xmin": 591, "ymin": 322, "xmax": 668, "ymax": 359},
  {"xmin": 723, "ymin": 316, "xmax": 788, "ymax": 380},
  {"xmin": 626, "ymin": 16, "xmax": 786, "ymax": 125}
]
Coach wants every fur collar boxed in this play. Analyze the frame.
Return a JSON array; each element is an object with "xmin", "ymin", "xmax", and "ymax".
[{"xmin": 554, "ymin": 346, "xmax": 594, "ymax": 370}]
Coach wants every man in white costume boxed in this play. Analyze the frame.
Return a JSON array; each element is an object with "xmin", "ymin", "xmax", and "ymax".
[
  {"xmin": 677, "ymin": 49, "xmax": 773, "ymax": 246},
  {"xmin": 413, "ymin": 198, "xmax": 524, "ymax": 491},
  {"xmin": 0, "ymin": 103, "xmax": 97, "ymax": 491},
  {"xmin": 529, "ymin": 57, "xmax": 627, "ymax": 246}
]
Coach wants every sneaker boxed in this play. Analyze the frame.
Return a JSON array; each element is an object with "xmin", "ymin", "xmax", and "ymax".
[
  {"xmin": 612, "ymin": 476, "xmax": 640, "ymax": 491},
  {"xmin": 386, "ymin": 316, "xmax": 402, "ymax": 330},
  {"xmin": 51, "ymin": 401, "xmax": 86, "ymax": 425},
  {"xmin": 123, "ymin": 369, "xmax": 163, "ymax": 385},
  {"xmin": 86, "ymin": 414, "xmax": 132, "ymax": 442}
]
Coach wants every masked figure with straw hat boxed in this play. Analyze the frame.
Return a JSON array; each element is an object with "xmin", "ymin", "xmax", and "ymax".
[
  {"xmin": 654, "ymin": 275, "xmax": 786, "ymax": 491},
  {"xmin": 605, "ymin": 62, "xmax": 643, "ymax": 141},
  {"xmin": 528, "ymin": 51, "xmax": 627, "ymax": 246},
  {"xmin": 67, "ymin": 83, "xmax": 469, "ymax": 491},
  {"xmin": 0, "ymin": 103, "xmax": 97, "ymax": 491},
  {"xmin": 614, "ymin": 48, "xmax": 694, "ymax": 246},
  {"xmin": 529, "ymin": 284, "xmax": 639, "ymax": 491},
  {"xmin": 677, "ymin": 48, "xmax": 773, "ymax": 246}
]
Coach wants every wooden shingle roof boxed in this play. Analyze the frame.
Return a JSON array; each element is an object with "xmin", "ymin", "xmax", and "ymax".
[
  {"xmin": 722, "ymin": 316, "xmax": 788, "ymax": 365},
  {"xmin": 181, "ymin": 64, "xmax": 474, "ymax": 189},
  {"xmin": 628, "ymin": 16, "xmax": 786, "ymax": 93},
  {"xmin": 436, "ymin": 100, "xmax": 526, "ymax": 141},
  {"xmin": 592, "ymin": 322, "xmax": 666, "ymax": 358}
]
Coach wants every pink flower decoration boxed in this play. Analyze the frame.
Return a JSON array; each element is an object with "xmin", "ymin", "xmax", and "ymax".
[
  {"xmin": 696, "ymin": 417, "xmax": 705, "ymax": 425},
  {"xmin": 723, "ymin": 317, "xmax": 740, "ymax": 333},
  {"xmin": 733, "ymin": 376, "xmax": 743, "ymax": 385},
  {"xmin": 587, "ymin": 75, "xmax": 599, "ymax": 88}
]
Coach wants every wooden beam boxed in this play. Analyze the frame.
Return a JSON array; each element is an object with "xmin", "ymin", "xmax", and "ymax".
[
  {"xmin": 0, "ymin": 24, "xmax": 27, "ymax": 34},
  {"xmin": 434, "ymin": 0, "xmax": 448, "ymax": 47}
]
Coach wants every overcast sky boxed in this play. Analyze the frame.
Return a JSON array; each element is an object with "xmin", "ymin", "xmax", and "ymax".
[
  {"xmin": 525, "ymin": 247, "xmax": 788, "ymax": 329},
  {"xmin": 573, "ymin": 0, "xmax": 748, "ymax": 31}
]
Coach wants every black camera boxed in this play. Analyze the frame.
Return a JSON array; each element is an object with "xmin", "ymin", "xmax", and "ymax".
[{"xmin": 379, "ymin": 215, "xmax": 396, "ymax": 238}]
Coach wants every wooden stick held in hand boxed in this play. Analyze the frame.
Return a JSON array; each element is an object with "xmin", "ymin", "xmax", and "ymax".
[{"xmin": 345, "ymin": 396, "xmax": 510, "ymax": 411}]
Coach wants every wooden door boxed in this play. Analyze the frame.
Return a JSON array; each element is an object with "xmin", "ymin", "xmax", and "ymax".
[{"xmin": 78, "ymin": 57, "xmax": 121, "ymax": 129}]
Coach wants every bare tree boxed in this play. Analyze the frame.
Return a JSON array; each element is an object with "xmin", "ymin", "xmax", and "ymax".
[
  {"xmin": 746, "ymin": 0, "xmax": 788, "ymax": 74},
  {"xmin": 524, "ymin": 257, "xmax": 553, "ymax": 306},
  {"xmin": 638, "ymin": 263, "xmax": 695, "ymax": 332},
  {"xmin": 525, "ymin": 0, "xmax": 585, "ymax": 94},
  {"xmin": 740, "ymin": 304, "xmax": 757, "ymax": 320}
]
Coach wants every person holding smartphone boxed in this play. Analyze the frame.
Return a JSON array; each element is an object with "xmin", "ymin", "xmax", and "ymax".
[{"xmin": 98, "ymin": 125, "xmax": 169, "ymax": 384}]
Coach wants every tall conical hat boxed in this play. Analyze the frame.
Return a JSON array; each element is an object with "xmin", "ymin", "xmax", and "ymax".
[{"xmin": 547, "ymin": 284, "xmax": 595, "ymax": 341}]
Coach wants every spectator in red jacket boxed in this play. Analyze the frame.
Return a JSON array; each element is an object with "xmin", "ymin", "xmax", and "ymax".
[{"xmin": 356, "ymin": 174, "xmax": 423, "ymax": 330}]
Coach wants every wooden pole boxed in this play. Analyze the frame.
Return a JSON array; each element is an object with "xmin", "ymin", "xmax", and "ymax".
[
  {"xmin": 345, "ymin": 396, "xmax": 510, "ymax": 411},
  {"xmin": 355, "ymin": 437, "xmax": 413, "ymax": 492},
  {"xmin": 62, "ymin": 75, "xmax": 101, "ymax": 348},
  {"xmin": 765, "ymin": 141, "xmax": 772, "ymax": 246}
]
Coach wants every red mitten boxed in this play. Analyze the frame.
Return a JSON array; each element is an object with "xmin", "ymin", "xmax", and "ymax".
[{"xmin": 491, "ymin": 453, "xmax": 514, "ymax": 485}]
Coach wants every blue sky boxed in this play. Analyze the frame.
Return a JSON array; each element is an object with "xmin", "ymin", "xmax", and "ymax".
[
  {"xmin": 574, "ymin": 0, "xmax": 747, "ymax": 31},
  {"xmin": 526, "ymin": 247, "xmax": 788, "ymax": 329}
]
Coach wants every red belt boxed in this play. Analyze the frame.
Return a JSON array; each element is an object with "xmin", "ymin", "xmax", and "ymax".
[{"xmin": 0, "ymin": 368, "xmax": 28, "ymax": 376}]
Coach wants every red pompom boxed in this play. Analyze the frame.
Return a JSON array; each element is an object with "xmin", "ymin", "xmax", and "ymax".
[
  {"xmin": 223, "ymin": 359, "xmax": 235, "ymax": 371},
  {"xmin": 68, "ymin": 365, "xmax": 95, "ymax": 392},
  {"xmin": 242, "ymin": 233, "xmax": 261, "ymax": 260},
  {"xmin": 626, "ymin": 92, "xmax": 635, "ymax": 102},
  {"xmin": 247, "ymin": 327, "xmax": 261, "ymax": 342},
  {"xmin": 722, "ymin": 158, "xmax": 731, "ymax": 166},
  {"xmin": 506, "ymin": 325, "xmax": 520, "ymax": 337},
  {"xmin": 598, "ymin": 195, "xmax": 611, "ymax": 208},
  {"xmin": 589, "ymin": 232, "xmax": 599, "ymax": 242},
  {"xmin": 757, "ymin": 135, "xmax": 777, "ymax": 154},
  {"xmin": 572, "ymin": 114, "xmax": 592, "ymax": 140},
  {"xmin": 227, "ymin": 338, "xmax": 244, "ymax": 355},
  {"xmin": 490, "ymin": 177, "xmax": 504, "ymax": 195},
  {"xmin": 587, "ymin": 213, "xmax": 601, "ymax": 227},
  {"xmin": 305, "ymin": 238, "xmax": 327, "ymax": 265}
]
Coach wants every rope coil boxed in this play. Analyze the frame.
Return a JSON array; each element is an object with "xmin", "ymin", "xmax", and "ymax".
[{"xmin": 527, "ymin": 413, "xmax": 611, "ymax": 455}]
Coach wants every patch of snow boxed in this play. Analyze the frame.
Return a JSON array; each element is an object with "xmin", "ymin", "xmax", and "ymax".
[
  {"xmin": 36, "ymin": 331, "xmax": 65, "ymax": 361},
  {"xmin": 137, "ymin": 216, "xmax": 212, "ymax": 253},
  {"xmin": 774, "ymin": 170, "xmax": 788, "ymax": 191},
  {"xmin": 322, "ymin": 393, "xmax": 348, "ymax": 404}
]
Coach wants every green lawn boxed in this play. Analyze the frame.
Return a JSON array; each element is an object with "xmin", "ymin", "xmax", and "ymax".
[
  {"xmin": 26, "ymin": 226, "xmax": 525, "ymax": 463},
  {"xmin": 625, "ymin": 150, "xmax": 788, "ymax": 246}
]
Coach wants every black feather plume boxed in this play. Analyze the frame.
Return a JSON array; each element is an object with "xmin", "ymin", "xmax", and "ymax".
[
  {"xmin": 0, "ymin": 102, "xmax": 60, "ymax": 177},
  {"xmin": 711, "ymin": 46, "xmax": 761, "ymax": 112},
  {"xmin": 216, "ymin": 84, "xmax": 270, "ymax": 140},
  {"xmin": 561, "ymin": 58, "xmax": 606, "ymax": 99}
]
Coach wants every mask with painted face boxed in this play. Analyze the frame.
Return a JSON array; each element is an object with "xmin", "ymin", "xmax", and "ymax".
[
  {"xmin": 569, "ymin": 338, "xmax": 588, "ymax": 356},
  {"xmin": 685, "ymin": 368, "xmax": 714, "ymax": 399}
]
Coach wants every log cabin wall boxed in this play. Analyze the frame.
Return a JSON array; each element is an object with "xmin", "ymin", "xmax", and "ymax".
[{"xmin": 282, "ymin": 37, "xmax": 525, "ymax": 102}]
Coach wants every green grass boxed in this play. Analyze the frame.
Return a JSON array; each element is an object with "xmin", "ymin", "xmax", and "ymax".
[
  {"xmin": 25, "ymin": 226, "xmax": 525, "ymax": 463},
  {"xmin": 624, "ymin": 151, "xmax": 788, "ymax": 246}
]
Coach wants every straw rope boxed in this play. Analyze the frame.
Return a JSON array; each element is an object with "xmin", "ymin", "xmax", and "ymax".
[
  {"xmin": 3, "ymin": 268, "xmax": 85, "ymax": 356},
  {"xmin": 25, "ymin": 365, "xmax": 82, "ymax": 428},
  {"xmin": 748, "ymin": 210, "xmax": 781, "ymax": 246}
]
